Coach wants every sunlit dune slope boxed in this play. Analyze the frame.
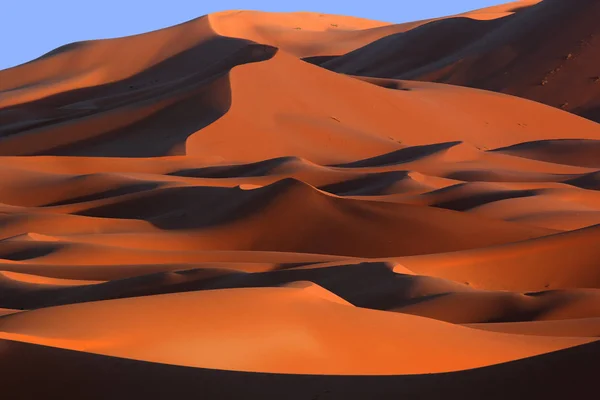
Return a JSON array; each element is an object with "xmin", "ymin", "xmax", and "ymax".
[{"xmin": 0, "ymin": 1, "xmax": 598, "ymax": 398}]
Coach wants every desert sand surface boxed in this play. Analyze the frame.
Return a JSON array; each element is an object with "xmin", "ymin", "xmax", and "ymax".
[
  {"xmin": 1, "ymin": 0, "xmax": 599, "ymax": 398},
  {"xmin": 320, "ymin": 0, "xmax": 600, "ymax": 122}
]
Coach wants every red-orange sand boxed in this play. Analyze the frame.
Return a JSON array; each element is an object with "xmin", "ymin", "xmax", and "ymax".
[{"xmin": 1, "ymin": 1, "xmax": 599, "ymax": 398}]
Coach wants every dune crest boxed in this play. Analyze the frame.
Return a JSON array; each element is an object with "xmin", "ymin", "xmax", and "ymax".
[{"xmin": 0, "ymin": 287, "xmax": 593, "ymax": 375}]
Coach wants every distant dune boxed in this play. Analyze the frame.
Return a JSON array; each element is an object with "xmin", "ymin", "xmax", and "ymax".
[
  {"xmin": 0, "ymin": 0, "xmax": 599, "ymax": 398},
  {"xmin": 319, "ymin": 0, "xmax": 600, "ymax": 122}
]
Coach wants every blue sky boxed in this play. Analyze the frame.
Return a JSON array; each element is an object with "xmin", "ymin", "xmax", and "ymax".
[{"xmin": 1, "ymin": 0, "xmax": 505, "ymax": 70}]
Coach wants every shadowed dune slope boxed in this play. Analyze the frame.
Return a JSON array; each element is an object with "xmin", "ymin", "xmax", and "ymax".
[
  {"xmin": 321, "ymin": 0, "xmax": 600, "ymax": 122},
  {"xmin": 0, "ymin": 339, "xmax": 597, "ymax": 399}
]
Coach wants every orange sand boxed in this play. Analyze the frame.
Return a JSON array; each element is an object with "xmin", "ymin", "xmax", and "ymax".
[{"xmin": 0, "ymin": 1, "xmax": 599, "ymax": 398}]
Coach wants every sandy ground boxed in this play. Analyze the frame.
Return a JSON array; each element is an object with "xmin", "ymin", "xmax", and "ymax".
[
  {"xmin": 320, "ymin": 0, "xmax": 600, "ymax": 122},
  {"xmin": 0, "ymin": 0, "xmax": 599, "ymax": 398}
]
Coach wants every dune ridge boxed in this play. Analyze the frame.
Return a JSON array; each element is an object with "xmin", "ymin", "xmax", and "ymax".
[{"xmin": 320, "ymin": 0, "xmax": 600, "ymax": 122}]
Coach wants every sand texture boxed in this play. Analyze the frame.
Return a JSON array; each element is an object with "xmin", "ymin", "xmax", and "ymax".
[{"xmin": 0, "ymin": 1, "xmax": 599, "ymax": 398}]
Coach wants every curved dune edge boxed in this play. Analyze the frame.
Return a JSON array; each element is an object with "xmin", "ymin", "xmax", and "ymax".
[
  {"xmin": 6, "ymin": 2, "xmax": 528, "ymax": 109},
  {"xmin": 0, "ymin": 287, "xmax": 594, "ymax": 375},
  {"xmin": 395, "ymin": 224, "xmax": 600, "ymax": 291},
  {"xmin": 0, "ymin": 270, "xmax": 103, "ymax": 286},
  {"xmin": 465, "ymin": 317, "xmax": 600, "ymax": 338},
  {"xmin": 0, "ymin": 339, "xmax": 597, "ymax": 399},
  {"xmin": 0, "ymin": 308, "xmax": 22, "ymax": 317},
  {"xmin": 184, "ymin": 51, "xmax": 600, "ymax": 163}
]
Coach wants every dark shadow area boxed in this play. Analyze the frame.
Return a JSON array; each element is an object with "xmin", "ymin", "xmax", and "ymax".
[
  {"xmin": 565, "ymin": 171, "xmax": 600, "ymax": 190},
  {"xmin": 320, "ymin": 17, "xmax": 504, "ymax": 79},
  {"xmin": 331, "ymin": 141, "xmax": 461, "ymax": 168},
  {"xmin": 2, "ymin": 261, "xmax": 589, "ymax": 326},
  {"xmin": 349, "ymin": 76, "xmax": 412, "ymax": 91},
  {"xmin": 169, "ymin": 156, "xmax": 296, "ymax": 178},
  {"xmin": 0, "ymin": 37, "xmax": 278, "ymax": 157},
  {"xmin": 444, "ymin": 169, "xmax": 573, "ymax": 183},
  {"xmin": 301, "ymin": 55, "xmax": 339, "ymax": 66},
  {"xmin": 492, "ymin": 138, "xmax": 600, "ymax": 151},
  {"xmin": 578, "ymin": 106, "xmax": 600, "ymax": 123},
  {"xmin": 75, "ymin": 186, "xmax": 239, "ymax": 226},
  {"xmin": 44, "ymin": 183, "xmax": 160, "ymax": 207},
  {"xmin": 74, "ymin": 179, "xmax": 298, "ymax": 230},
  {"xmin": 319, "ymin": 171, "xmax": 410, "ymax": 196},
  {"xmin": 0, "ymin": 338, "xmax": 597, "ymax": 399},
  {"xmin": 0, "ymin": 262, "xmax": 401, "ymax": 309},
  {"xmin": 0, "ymin": 245, "xmax": 59, "ymax": 262},
  {"xmin": 432, "ymin": 189, "xmax": 538, "ymax": 212},
  {"xmin": 492, "ymin": 139, "xmax": 600, "ymax": 168}
]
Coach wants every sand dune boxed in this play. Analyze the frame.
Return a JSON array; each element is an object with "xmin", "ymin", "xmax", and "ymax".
[
  {"xmin": 396, "ymin": 224, "xmax": 600, "ymax": 291},
  {"xmin": 322, "ymin": 0, "xmax": 600, "ymax": 122},
  {"xmin": 492, "ymin": 139, "xmax": 600, "ymax": 168},
  {"xmin": 0, "ymin": 0, "xmax": 599, "ymax": 398},
  {"xmin": 0, "ymin": 287, "xmax": 593, "ymax": 375},
  {"xmin": 0, "ymin": 339, "xmax": 598, "ymax": 400},
  {"xmin": 466, "ymin": 317, "xmax": 600, "ymax": 337}
]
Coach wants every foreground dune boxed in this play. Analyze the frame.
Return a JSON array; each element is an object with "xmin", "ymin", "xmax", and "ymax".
[
  {"xmin": 0, "ymin": 286, "xmax": 593, "ymax": 375},
  {"xmin": 0, "ymin": 0, "xmax": 599, "ymax": 398}
]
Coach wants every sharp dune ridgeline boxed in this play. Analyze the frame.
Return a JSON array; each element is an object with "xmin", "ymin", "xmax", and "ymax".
[{"xmin": 0, "ymin": 1, "xmax": 599, "ymax": 399}]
